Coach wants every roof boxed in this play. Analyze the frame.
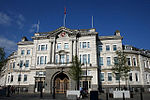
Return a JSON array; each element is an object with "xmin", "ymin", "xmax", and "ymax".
[{"xmin": 17, "ymin": 41, "xmax": 33, "ymax": 45}]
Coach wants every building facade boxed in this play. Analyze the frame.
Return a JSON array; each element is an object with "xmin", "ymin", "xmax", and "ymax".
[{"xmin": 0, "ymin": 27, "xmax": 150, "ymax": 93}]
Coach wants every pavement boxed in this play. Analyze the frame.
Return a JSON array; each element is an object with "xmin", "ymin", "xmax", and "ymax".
[{"xmin": 0, "ymin": 92, "xmax": 150, "ymax": 100}]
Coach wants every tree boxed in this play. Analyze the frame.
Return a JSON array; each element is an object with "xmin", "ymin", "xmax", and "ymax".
[
  {"xmin": 0, "ymin": 47, "xmax": 6, "ymax": 72},
  {"xmin": 68, "ymin": 55, "xmax": 82, "ymax": 90},
  {"xmin": 112, "ymin": 50, "xmax": 131, "ymax": 90}
]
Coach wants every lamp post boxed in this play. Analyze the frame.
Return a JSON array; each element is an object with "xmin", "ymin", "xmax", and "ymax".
[{"xmin": 85, "ymin": 62, "xmax": 88, "ymax": 92}]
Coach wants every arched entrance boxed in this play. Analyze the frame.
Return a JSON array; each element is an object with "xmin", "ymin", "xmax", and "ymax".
[{"xmin": 54, "ymin": 72, "xmax": 69, "ymax": 93}]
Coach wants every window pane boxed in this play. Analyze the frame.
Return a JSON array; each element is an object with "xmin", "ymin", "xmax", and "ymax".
[
  {"xmin": 41, "ymin": 45, "xmax": 45, "ymax": 51},
  {"xmin": 60, "ymin": 54, "xmax": 65, "ymax": 64},
  {"xmin": 108, "ymin": 73, "xmax": 112, "ymax": 81},
  {"xmin": 67, "ymin": 55, "xmax": 69, "ymax": 64},
  {"xmin": 37, "ymin": 56, "xmax": 39, "ymax": 65},
  {"xmin": 83, "ymin": 42, "xmax": 87, "ymax": 48},
  {"xmin": 83, "ymin": 54, "xmax": 87, "ymax": 64},
  {"xmin": 18, "ymin": 74, "xmax": 21, "ymax": 82},
  {"xmin": 106, "ymin": 45, "xmax": 110, "ymax": 51},
  {"xmin": 101, "ymin": 73, "xmax": 104, "ymax": 81},
  {"xmin": 21, "ymin": 50, "xmax": 25, "ymax": 55},
  {"xmin": 87, "ymin": 42, "xmax": 90, "ymax": 48},
  {"xmin": 113, "ymin": 45, "xmax": 117, "ymax": 51},
  {"xmin": 135, "ymin": 73, "xmax": 138, "ymax": 81},
  {"xmin": 64, "ymin": 43, "xmax": 69, "ymax": 49},
  {"xmin": 11, "ymin": 75, "xmax": 13, "ymax": 82},
  {"xmin": 133, "ymin": 58, "xmax": 137, "ymax": 66},
  {"xmin": 129, "ymin": 73, "xmax": 132, "ymax": 81},
  {"xmin": 27, "ymin": 50, "xmax": 30, "ymax": 55},
  {"xmin": 99, "ymin": 57, "xmax": 103, "ymax": 66},
  {"xmin": 46, "ymin": 44, "xmax": 47, "ymax": 50},
  {"xmin": 20, "ymin": 60, "xmax": 23, "ymax": 68},
  {"xmin": 24, "ymin": 75, "xmax": 27, "ymax": 81},
  {"xmin": 57, "ymin": 43, "xmax": 61, "ymax": 49},
  {"xmin": 99, "ymin": 45, "xmax": 102, "ymax": 52},
  {"xmin": 25, "ymin": 60, "xmax": 29, "ymax": 67},
  {"xmin": 107, "ymin": 57, "xmax": 111, "ymax": 66},
  {"xmin": 127, "ymin": 58, "xmax": 131, "ymax": 66},
  {"xmin": 40, "ymin": 56, "xmax": 44, "ymax": 64},
  {"xmin": 45, "ymin": 56, "xmax": 47, "ymax": 64},
  {"xmin": 80, "ymin": 42, "xmax": 82, "ymax": 48},
  {"xmin": 88, "ymin": 54, "xmax": 90, "ymax": 64}
]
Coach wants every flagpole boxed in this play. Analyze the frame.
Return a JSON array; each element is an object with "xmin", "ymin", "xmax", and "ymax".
[
  {"xmin": 92, "ymin": 16, "xmax": 93, "ymax": 28},
  {"xmin": 36, "ymin": 20, "xmax": 40, "ymax": 33},
  {"xmin": 64, "ymin": 13, "xmax": 66, "ymax": 27},
  {"xmin": 64, "ymin": 7, "xmax": 66, "ymax": 27}
]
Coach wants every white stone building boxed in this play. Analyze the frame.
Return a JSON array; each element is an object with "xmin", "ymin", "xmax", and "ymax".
[{"xmin": 0, "ymin": 27, "xmax": 150, "ymax": 93}]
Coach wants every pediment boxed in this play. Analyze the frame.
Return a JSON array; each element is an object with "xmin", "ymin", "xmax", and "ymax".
[{"xmin": 48, "ymin": 26, "xmax": 77, "ymax": 38}]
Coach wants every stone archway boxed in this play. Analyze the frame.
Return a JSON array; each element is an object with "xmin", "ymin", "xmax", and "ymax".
[{"xmin": 54, "ymin": 72, "xmax": 69, "ymax": 93}]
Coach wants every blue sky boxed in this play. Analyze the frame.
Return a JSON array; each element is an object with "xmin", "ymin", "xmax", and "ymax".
[{"xmin": 0, "ymin": 0, "xmax": 150, "ymax": 56}]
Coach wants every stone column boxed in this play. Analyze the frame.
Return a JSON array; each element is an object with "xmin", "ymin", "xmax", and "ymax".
[
  {"xmin": 50, "ymin": 42, "xmax": 53, "ymax": 64},
  {"xmin": 53, "ymin": 38, "xmax": 56, "ymax": 64}
]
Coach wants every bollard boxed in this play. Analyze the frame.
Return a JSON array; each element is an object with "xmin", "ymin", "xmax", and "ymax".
[
  {"xmin": 123, "ymin": 92, "xmax": 125, "ymax": 100},
  {"xmin": 140, "ymin": 92, "xmax": 143, "ymax": 100},
  {"xmin": 106, "ymin": 92, "xmax": 109, "ymax": 100},
  {"xmin": 90, "ymin": 91, "xmax": 98, "ymax": 100}
]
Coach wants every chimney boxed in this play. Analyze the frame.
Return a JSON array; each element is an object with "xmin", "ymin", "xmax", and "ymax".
[
  {"xmin": 22, "ymin": 36, "xmax": 28, "ymax": 41},
  {"xmin": 114, "ymin": 30, "xmax": 120, "ymax": 36},
  {"xmin": 35, "ymin": 33, "xmax": 40, "ymax": 36}
]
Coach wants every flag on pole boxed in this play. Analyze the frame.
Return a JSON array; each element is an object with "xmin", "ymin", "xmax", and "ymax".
[
  {"xmin": 64, "ymin": 7, "xmax": 66, "ymax": 27},
  {"xmin": 64, "ymin": 7, "xmax": 66, "ymax": 14}
]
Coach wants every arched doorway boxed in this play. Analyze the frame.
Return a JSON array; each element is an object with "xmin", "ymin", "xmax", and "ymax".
[{"xmin": 54, "ymin": 72, "xmax": 69, "ymax": 93}]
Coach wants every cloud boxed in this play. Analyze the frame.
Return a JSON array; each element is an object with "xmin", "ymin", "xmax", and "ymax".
[
  {"xmin": 0, "ymin": 36, "xmax": 17, "ymax": 56},
  {"xmin": 29, "ymin": 24, "xmax": 37, "ymax": 33},
  {"xmin": 0, "ymin": 12, "xmax": 25, "ymax": 29},
  {"xmin": 15, "ymin": 14, "xmax": 25, "ymax": 29},
  {"xmin": 0, "ymin": 12, "xmax": 12, "ymax": 26}
]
